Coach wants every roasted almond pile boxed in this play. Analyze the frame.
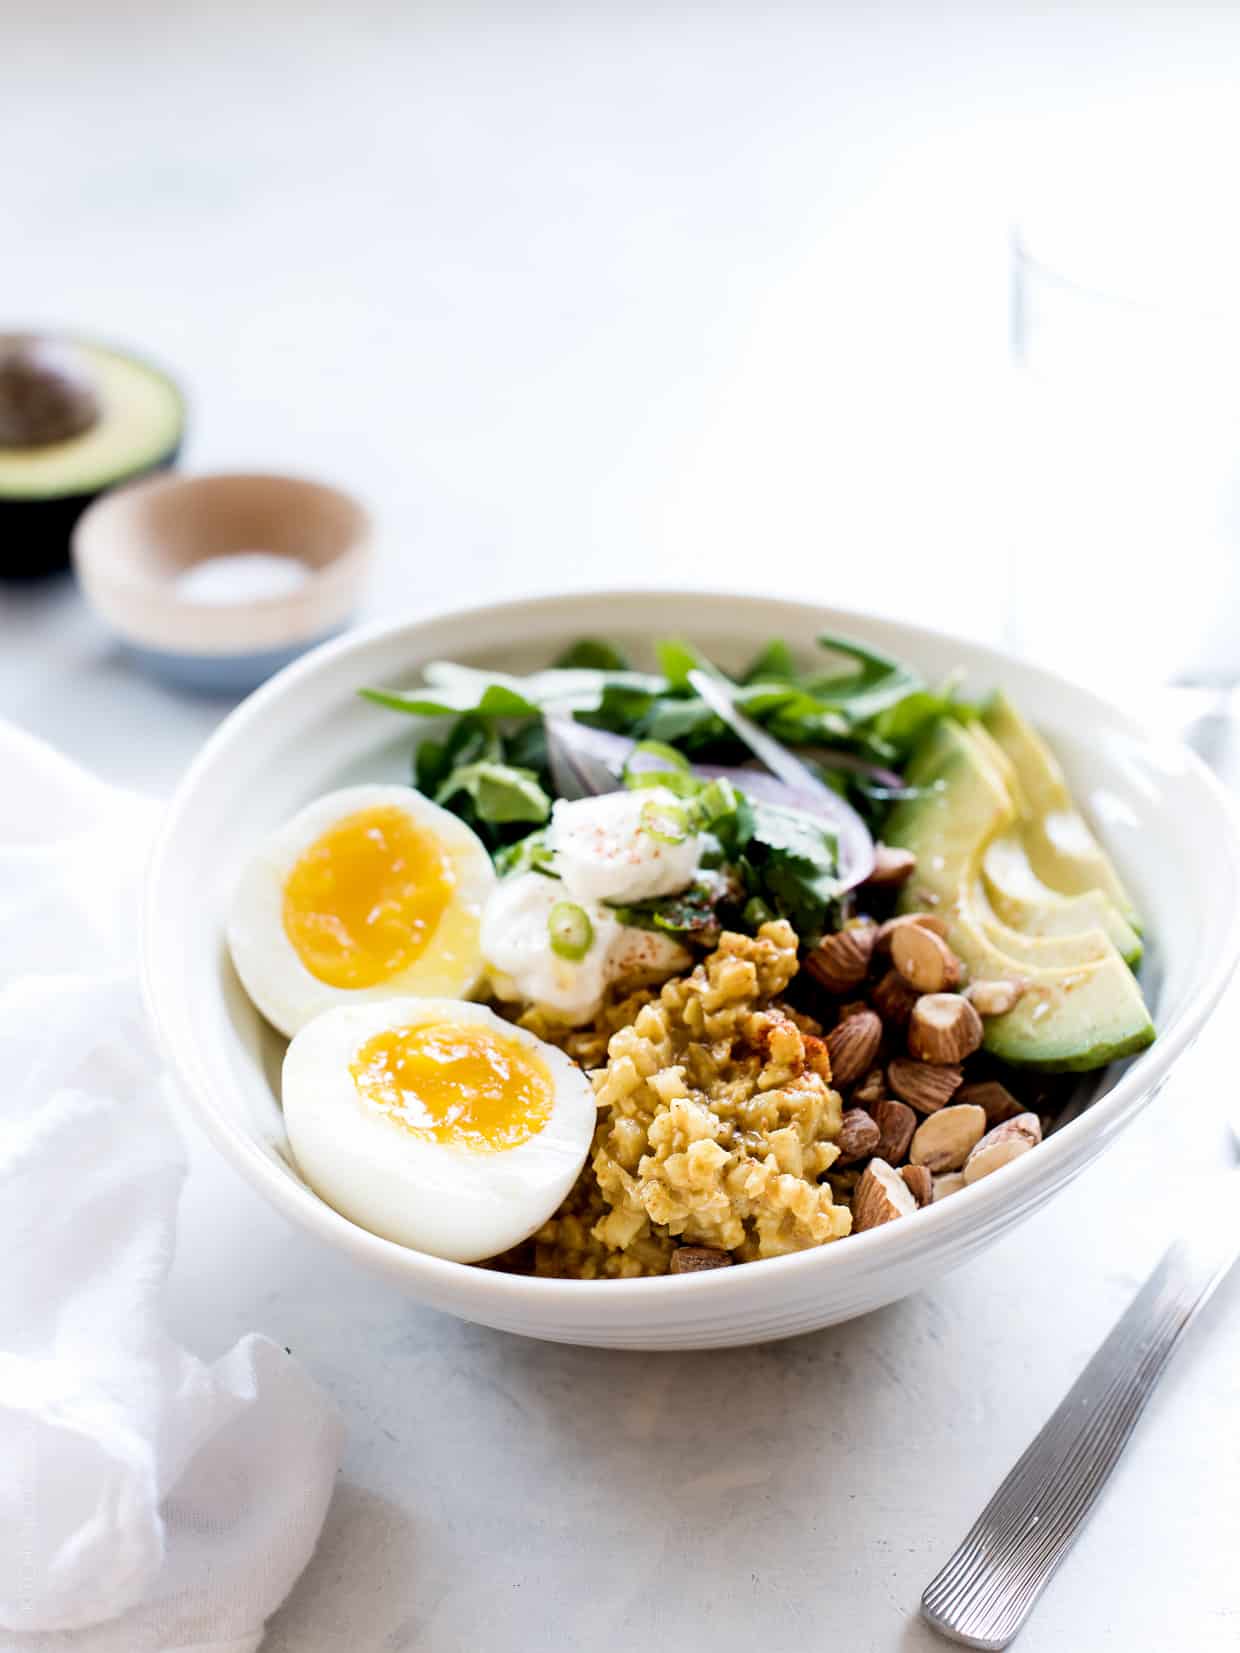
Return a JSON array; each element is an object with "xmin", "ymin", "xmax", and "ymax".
[{"xmin": 802, "ymin": 871, "xmax": 1047, "ymax": 1233}]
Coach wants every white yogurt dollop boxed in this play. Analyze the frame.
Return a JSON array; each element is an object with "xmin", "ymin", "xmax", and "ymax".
[
  {"xmin": 546, "ymin": 787, "xmax": 702, "ymax": 904},
  {"xmin": 481, "ymin": 788, "xmax": 702, "ymax": 1023}
]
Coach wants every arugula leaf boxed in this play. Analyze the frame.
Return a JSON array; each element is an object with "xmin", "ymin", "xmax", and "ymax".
[
  {"xmin": 435, "ymin": 761, "xmax": 551, "ymax": 825},
  {"xmin": 643, "ymin": 697, "xmax": 726, "ymax": 748},
  {"xmin": 361, "ymin": 682, "xmax": 540, "ymax": 719},
  {"xmin": 655, "ymin": 637, "xmax": 705, "ymax": 692},
  {"xmin": 575, "ymin": 683, "xmax": 656, "ymax": 733},
  {"xmin": 502, "ymin": 718, "xmax": 550, "ymax": 773},
  {"xmin": 741, "ymin": 639, "xmax": 799, "ymax": 684},
  {"xmin": 554, "ymin": 639, "xmax": 632, "ymax": 671}
]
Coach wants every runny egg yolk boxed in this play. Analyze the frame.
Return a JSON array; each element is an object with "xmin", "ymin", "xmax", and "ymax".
[
  {"xmin": 349, "ymin": 1023, "xmax": 554, "ymax": 1152},
  {"xmin": 282, "ymin": 805, "xmax": 455, "ymax": 989}
]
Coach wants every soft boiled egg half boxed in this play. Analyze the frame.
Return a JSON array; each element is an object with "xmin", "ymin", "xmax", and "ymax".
[
  {"xmin": 227, "ymin": 784, "xmax": 496, "ymax": 1037},
  {"xmin": 282, "ymin": 998, "xmax": 597, "ymax": 1261}
]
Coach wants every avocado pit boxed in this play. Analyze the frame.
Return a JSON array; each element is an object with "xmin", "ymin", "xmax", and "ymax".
[{"xmin": 0, "ymin": 335, "xmax": 101, "ymax": 449}]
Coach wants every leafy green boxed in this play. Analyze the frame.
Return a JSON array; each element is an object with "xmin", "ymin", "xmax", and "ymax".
[
  {"xmin": 741, "ymin": 638, "xmax": 799, "ymax": 684},
  {"xmin": 435, "ymin": 761, "xmax": 551, "ymax": 825},
  {"xmin": 361, "ymin": 682, "xmax": 539, "ymax": 720},
  {"xmin": 364, "ymin": 630, "xmax": 976, "ymax": 920},
  {"xmin": 576, "ymin": 682, "xmax": 657, "ymax": 733},
  {"xmin": 609, "ymin": 881, "xmax": 723, "ymax": 938},
  {"xmin": 553, "ymin": 639, "xmax": 632, "ymax": 671},
  {"xmin": 655, "ymin": 637, "xmax": 706, "ymax": 692},
  {"xmin": 493, "ymin": 831, "xmax": 557, "ymax": 878},
  {"xmin": 739, "ymin": 802, "xmax": 841, "ymax": 943}
]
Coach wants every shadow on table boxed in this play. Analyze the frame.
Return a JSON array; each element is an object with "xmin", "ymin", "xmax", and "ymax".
[
  {"xmin": 267, "ymin": 1290, "xmax": 980, "ymax": 1652},
  {"xmin": 264, "ymin": 1483, "xmax": 425, "ymax": 1652}
]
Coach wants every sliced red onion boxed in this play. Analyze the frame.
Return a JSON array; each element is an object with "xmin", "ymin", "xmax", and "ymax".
[
  {"xmin": 797, "ymin": 745, "xmax": 907, "ymax": 793},
  {"xmin": 544, "ymin": 717, "xmax": 876, "ymax": 890}
]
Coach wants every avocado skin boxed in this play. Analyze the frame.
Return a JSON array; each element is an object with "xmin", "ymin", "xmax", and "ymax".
[{"xmin": 0, "ymin": 440, "xmax": 181, "ymax": 578}]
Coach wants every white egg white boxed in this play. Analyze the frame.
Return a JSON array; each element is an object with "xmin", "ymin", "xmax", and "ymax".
[
  {"xmin": 282, "ymin": 998, "xmax": 597, "ymax": 1262},
  {"xmin": 227, "ymin": 784, "xmax": 496, "ymax": 1037}
]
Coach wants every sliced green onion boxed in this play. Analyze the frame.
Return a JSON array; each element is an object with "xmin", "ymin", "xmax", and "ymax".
[
  {"xmin": 629, "ymin": 738, "xmax": 691, "ymax": 771},
  {"xmin": 689, "ymin": 776, "xmax": 738, "ymax": 829},
  {"xmin": 639, "ymin": 795, "xmax": 689, "ymax": 844},
  {"xmin": 622, "ymin": 739, "xmax": 695, "ymax": 793},
  {"xmin": 624, "ymin": 768, "xmax": 701, "ymax": 797},
  {"xmin": 547, "ymin": 901, "xmax": 594, "ymax": 960}
]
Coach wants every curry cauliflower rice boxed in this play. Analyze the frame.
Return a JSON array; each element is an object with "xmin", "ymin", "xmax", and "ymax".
[{"xmin": 516, "ymin": 921, "xmax": 852, "ymax": 1278}]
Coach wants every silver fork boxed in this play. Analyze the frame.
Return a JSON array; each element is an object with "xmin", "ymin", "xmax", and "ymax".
[{"xmin": 921, "ymin": 1100, "xmax": 1240, "ymax": 1648}]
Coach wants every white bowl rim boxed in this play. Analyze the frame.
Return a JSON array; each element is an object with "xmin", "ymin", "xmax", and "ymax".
[{"xmin": 142, "ymin": 588, "xmax": 1240, "ymax": 1318}]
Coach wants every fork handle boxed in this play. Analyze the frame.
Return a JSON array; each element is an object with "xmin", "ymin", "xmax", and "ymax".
[{"xmin": 921, "ymin": 1188, "xmax": 1240, "ymax": 1650}]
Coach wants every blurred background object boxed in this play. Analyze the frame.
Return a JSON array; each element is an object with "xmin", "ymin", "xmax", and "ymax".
[
  {"xmin": 1009, "ymin": 96, "xmax": 1240, "ymax": 694},
  {"xmin": 71, "ymin": 471, "xmax": 372, "ymax": 692},
  {"xmin": 0, "ymin": 333, "xmax": 184, "ymax": 577},
  {"xmin": 4, "ymin": 0, "xmax": 1240, "ymax": 791}
]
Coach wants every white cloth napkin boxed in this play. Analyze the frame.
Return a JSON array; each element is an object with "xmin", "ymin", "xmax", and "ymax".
[{"xmin": 0, "ymin": 724, "xmax": 343, "ymax": 1652}]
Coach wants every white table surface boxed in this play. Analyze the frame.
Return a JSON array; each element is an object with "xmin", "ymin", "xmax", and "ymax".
[{"xmin": 4, "ymin": 4, "xmax": 1240, "ymax": 1648}]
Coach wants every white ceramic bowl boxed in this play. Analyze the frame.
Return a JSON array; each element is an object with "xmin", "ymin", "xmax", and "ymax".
[{"xmin": 143, "ymin": 592, "xmax": 1240, "ymax": 1349}]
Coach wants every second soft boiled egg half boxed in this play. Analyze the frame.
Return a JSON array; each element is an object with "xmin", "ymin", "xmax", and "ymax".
[
  {"xmin": 227, "ymin": 784, "xmax": 496, "ymax": 1038},
  {"xmin": 282, "ymin": 998, "xmax": 597, "ymax": 1261}
]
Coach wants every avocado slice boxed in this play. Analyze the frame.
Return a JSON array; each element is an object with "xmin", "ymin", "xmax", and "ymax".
[
  {"xmin": 982, "ymin": 690, "xmax": 1141, "ymax": 929},
  {"xmin": 0, "ymin": 335, "xmax": 184, "ymax": 577},
  {"xmin": 935, "ymin": 717, "xmax": 1142, "ymax": 965},
  {"xmin": 903, "ymin": 727, "xmax": 1113, "ymax": 968},
  {"xmin": 981, "ymin": 832, "xmax": 1142, "ymax": 967},
  {"xmin": 885, "ymin": 720, "xmax": 1155, "ymax": 1070}
]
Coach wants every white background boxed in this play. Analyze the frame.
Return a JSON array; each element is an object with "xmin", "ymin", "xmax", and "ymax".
[{"xmin": 3, "ymin": 4, "xmax": 1240, "ymax": 1648}]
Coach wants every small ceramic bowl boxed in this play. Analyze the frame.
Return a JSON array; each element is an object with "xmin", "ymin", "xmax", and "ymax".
[
  {"xmin": 72, "ymin": 470, "xmax": 372, "ymax": 693},
  {"xmin": 143, "ymin": 592, "xmax": 1240, "ymax": 1350}
]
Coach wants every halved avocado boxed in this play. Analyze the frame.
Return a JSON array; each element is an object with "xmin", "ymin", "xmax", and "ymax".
[
  {"xmin": 0, "ymin": 335, "xmax": 184, "ymax": 577},
  {"xmin": 982, "ymin": 690, "xmax": 1141, "ymax": 929},
  {"xmin": 885, "ymin": 720, "xmax": 1154, "ymax": 1070}
]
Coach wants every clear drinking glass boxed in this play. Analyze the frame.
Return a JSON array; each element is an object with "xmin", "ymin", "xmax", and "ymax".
[{"xmin": 1009, "ymin": 233, "xmax": 1240, "ymax": 697}]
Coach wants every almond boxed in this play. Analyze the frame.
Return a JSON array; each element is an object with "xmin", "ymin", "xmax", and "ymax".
[
  {"xmin": 853, "ymin": 1067, "xmax": 887, "ymax": 1107},
  {"xmin": 835, "ymin": 1106, "xmax": 881, "ymax": 1165},
  {"xmin": 852, "ymin": 1158, "xmax": 918, "ymax": 1231},
  {"xmin": 669, "ymin": 1246, "xmax": 734, "ymax": 1274},
  {"xmin": 803, "ymin": 927, "xmax": 874, "ymax": 993},
  {"xmin": 900, "ymin": 1163, "xmax": 933, "ymax": 1207},
  {"xmin": 932, "ymin": 1170, "xmax": 967, "ymax": 1202},
  {"xmin": 909, "ymin": 1103, "xmax": 987, "ymax": 1172},
  {"xmin": 963, "ymin": 1112, "xmax": 1042, "ymax": 1185},
  {"xmin": 888, "ymin": 1057, "xmax": 963, "ymax": 1114},
  {"xmin": 872, "ymin": 1098, "xmax": 916, "ymax": 1164},
  {"xmin": 871, "ymin": 968, "xmax": 921, "ymax": 1028},
  {"xmin": 865, "ymin": 844, "xmax": 917, "ymax": 888},
  {"xmin": 956, "ymin": 1079, "xmax": 1024, "ymax": 1127},
  {"xmin": 891, "ymin": 923, "xmax": 962, "ymax": 993},
  {"xmin": 965, "ymin": 977, "xmax": 1027, "ymax": 1017},
  {"xmin": 876, "ymin": 911, "xmax": 951, "ymax": 950},
  {"xmin": 825, "ymin": 1008, "xmax": 883, "ymax": 1088},
  {"xmin": 907, "ymin": 993, "xmax": 984, "ymax": 1064}
]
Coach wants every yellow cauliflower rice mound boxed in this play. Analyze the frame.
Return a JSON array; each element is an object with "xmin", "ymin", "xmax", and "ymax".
[{"xmin": 525, "ymin": 920, "xmax": 852, "ymax": 1278}]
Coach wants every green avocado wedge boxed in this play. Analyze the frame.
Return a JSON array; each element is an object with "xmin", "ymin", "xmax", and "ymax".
[
  {"xmin": 939, "ymin": 723, "xmax": 1142, "ymax": 964},
  {"xmin": 981, "ymin": 832, "xmax": 1142, "ymax": 967},
  {"xmin": 982, "ymin": 690, "xmax": 1142, "ymax": 931},
  {"xmin": 884, "ymin": 720, "xmax": 1155, "ymax": 1071}
]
